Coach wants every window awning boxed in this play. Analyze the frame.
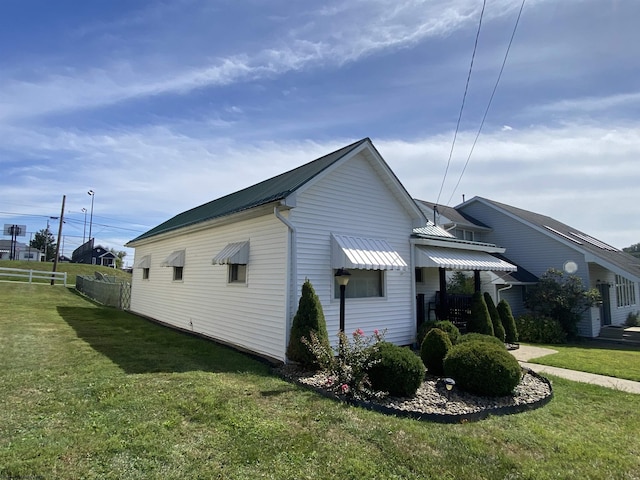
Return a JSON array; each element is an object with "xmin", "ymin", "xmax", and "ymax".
[
  {"xmin": 133, "ymin": 255, "xmax": 151, "ymax": 269},
  {"xmin": 331, "ymin": 234, "xmax": 408, "ymax": 271},
  {"xmin": 161, "ymin": 250, "xmax": 185, "ymax": 267},
  {"xmin": 212, "ymin": 241, "xmax": 249, "ymax": 265},
  {"xmin": 416, "ymin": 246, "xmax": 516, "ymax": 272}
]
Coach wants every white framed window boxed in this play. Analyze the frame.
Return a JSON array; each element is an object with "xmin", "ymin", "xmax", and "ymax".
[
  {"xmin": 173, "ymin": 266, "xmax": 184, "ymax": 282},
  {"xmin": 229, "ymin": 264, "xmax": 247, "ymax": 283},
  {"xmin": 334, "ymin": 269, "xmax": 384, "ymax": 299},
  {"xmin": 142, "ymin": 268, "xmax": 150, "ymax": 280},
  {"xmin": 616, "ymin": 274, "xmax": 636, "ymax": 308}
]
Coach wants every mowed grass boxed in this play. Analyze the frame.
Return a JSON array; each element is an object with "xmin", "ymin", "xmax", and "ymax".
[
  {"xmin": 2, "ymin": 284, "xmax": 640, "ymax": 479},
  {"xmin": 528, "ymin": 341, "xmax": 640, "ymax": 382}
]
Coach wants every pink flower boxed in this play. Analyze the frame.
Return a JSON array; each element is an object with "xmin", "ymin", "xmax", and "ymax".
[
  {"xmin": 354, "ymin": 328, "xmax": 365, "ymax": 336},
  {"xmin": 373, "ymin": 329, "xmax": 379, "ymax": 335},
  {"xmin": 340, "ymin": 384, "xmax": 350, "ymax": 394}
]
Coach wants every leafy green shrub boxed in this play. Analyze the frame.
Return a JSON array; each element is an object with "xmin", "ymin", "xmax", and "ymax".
[
  {"xmin": 625, "ymin": 311, "xmax": 640, "ymax": 327},
  {"xmin": 467, "ymin": 291, "xmax": 494, "ymax": 336},
  {"xmin": 420, "ymin": 328, "xmax": 452, "ymax": 375},
  {"xmin": 368, "ymin": 342, "xmax": 425, "ymax": 397},
  {"xmin": 443, "ymin": 341, "xmax": 522, "ymax": 397},
  {"xmin": 498, "ymin": 300, "xmax": 518, "ymax": 344},
  {"xmin": 417, "ymin": 320, "xmax": 460, "ymax": 346},
  {"xmin": 515, "ymin": 314, "xmax": 567, "ymax": 344},
  {"xmin": 484, "ymin": 293, "xmax": 506, "ymax": 342},
  {"xmin": 458, "ymin": 332, "xmax": 505, "ymax": 348},
  {"xmin": 287, "ymin": 279, "xmax": 330, "ymax": 367}
]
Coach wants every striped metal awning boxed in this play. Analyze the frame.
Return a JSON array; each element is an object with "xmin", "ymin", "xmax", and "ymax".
[
  {"xmin": 212, "ymin": 241, "xmax": 249, "ymax": 265},
  {"xmin": 133, "ymin": 254, "xmax": 151, "ymax": 269},
  {"xmin": 331, "ymin": 234, "xmax": 408, "ymax": 271},
  {"xmin": 161, "ymin": 250, "xmax": 185, "ymax": 267},
  {"xmin": 416, "ymin": 246, "xmax": 516, "ymax": 271}
]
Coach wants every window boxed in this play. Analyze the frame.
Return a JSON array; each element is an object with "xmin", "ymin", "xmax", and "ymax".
[
  {"xmin": 173, "ymin": 266, "xmax": 183, "ymax": 281},
  {"xmin": 453, "ymin": 229, "xmax": 474, "ymax": 241},
  {"xmin": 616, "ymin": 274, "xmax": 636, "ymax": 307},
  {"xmin": 142, "ymin": 268, "xmax": 150, "ymax": 280},
  {"xmin": 334, "ymin": 269, "xmax": 384, "ymax": 299},
  {"xmin": 229, "ymin": 264, "xmax": 247, "ymax": 283}
]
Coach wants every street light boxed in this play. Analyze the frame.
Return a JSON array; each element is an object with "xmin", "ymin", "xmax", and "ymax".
[
  {"xmin": 334, "ymin": 268, "xmax": 351, "ymax": 334},
  {"xmin": 82, "ymin": 208, "xmax": 87, "ymax": 244},
  {"xmin": 87, "ymin": 190, "xmax": 95, "ymax": 243}
]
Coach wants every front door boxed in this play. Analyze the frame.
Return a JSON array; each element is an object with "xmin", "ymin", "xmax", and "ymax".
[{"xmin": 598, "ymin": 283, "xmax": 611, "ymax": 326}]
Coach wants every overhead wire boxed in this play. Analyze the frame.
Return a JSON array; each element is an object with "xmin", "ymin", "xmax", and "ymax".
[
  {"xmin": 446, "ymin": 0, "xmax": 527, "ymax": 206},
  {"xmin": 435, "ymin": 0, "xmax": 487, "ymax": 206}
]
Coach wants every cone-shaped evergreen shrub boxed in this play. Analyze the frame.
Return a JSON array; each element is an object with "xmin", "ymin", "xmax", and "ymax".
[
  {"xmin": 368, "ymin": 342, "xmax": 425, "ymax": 397},
  {"xmin": 420, "ymin": 328, "xmax": 452, "ymax": 375},
  {"xmin": 498, "ymin": 299, "xmax": 518, "ymax": 344},
  {"xmin": 466, "ymin": 291, "xmax": 494, "ymax": 336},
  {"xmin": 286, "ymin": 279, "xmax": 330, "ymax": 367},
  {"xmin": 458, "ymin": 332, "xmax": 505, "ymax": 348},
  {"xmin": 484, "ymin": 292, "xmax": 506, "ymax": 342}
]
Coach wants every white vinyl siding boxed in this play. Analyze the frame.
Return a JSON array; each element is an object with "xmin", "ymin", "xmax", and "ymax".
[{"xmin": 130, "ymin": 213, "xmax": 288, "ymax": 361}]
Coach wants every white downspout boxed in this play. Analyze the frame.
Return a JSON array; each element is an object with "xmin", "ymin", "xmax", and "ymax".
[
  {"xmin": 497, "ymin": 283, "xmax": 513, "ymax": 303},
  {"xmin": 274, "ymin": 206, "xmax": 296, "ymax": 362}
]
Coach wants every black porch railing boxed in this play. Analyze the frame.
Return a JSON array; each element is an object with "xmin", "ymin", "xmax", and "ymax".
[{"xmin": 417, "ymin": 292, "xmax": 472, "ymax": 333}]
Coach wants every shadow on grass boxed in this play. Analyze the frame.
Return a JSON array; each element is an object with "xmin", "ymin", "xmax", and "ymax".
[{"xmin": 57, "ymin": 306, "xmax": 272, "ymax": 376}]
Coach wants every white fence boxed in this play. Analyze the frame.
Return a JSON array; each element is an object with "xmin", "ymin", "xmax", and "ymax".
[{"xmin": 0, "ymin": 266, "xmax": 68, "ymax": 286}]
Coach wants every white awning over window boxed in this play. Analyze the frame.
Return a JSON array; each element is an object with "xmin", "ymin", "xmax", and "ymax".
[
  {"xmin": 416, "ymin": 246, "xmax": 516, "ymax": 271},
  {"xmin": 331, "ymin": 234, "xmax": 408, "ymax": 271},
  {"xmin": 133, "ymin": 255, "xmax": 151, "ymax": 269},
  {"xmin": 212, "ymin": 241, "xmax": 249, "ymax": 265},
  {"xmin": 161, "ymin": 250, "xmax": 185, "ymax": 267}
]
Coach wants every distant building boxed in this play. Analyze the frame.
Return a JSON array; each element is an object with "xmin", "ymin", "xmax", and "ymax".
[
  {"xmin": 71, "ymin": 239, "xmax": 117, "ymax": 268},
  {"xmin": 0, "ymin": 239, "xmax": 44, "ymax": 261}
]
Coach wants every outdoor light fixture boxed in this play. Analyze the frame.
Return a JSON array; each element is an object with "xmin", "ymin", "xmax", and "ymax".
[
  {"xmin": 87, "ymin": 190, "xmax": 95, "ymax": 242},
  {"xmin": 335, "ymin": 268, "xmax": 351, "ymax": 335},
  {"xmin": 444, "ymin": 377, "xmax": 455, "ymax": 400}
]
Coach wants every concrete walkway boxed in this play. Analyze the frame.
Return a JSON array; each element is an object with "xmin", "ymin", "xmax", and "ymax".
[{"xmin": 510, "ymin": 345, "xmax": 640, "ymax": 394}]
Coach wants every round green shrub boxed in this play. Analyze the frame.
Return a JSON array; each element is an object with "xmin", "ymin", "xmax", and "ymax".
[
  {"xmin": 458, "ymin": 332, "xmax": 505, "ymax": 348},
  {"xmin": 417, "ymin": 320, "xmax": 460, "ymax": 346},
  {"xmin": 515, "ymin": 314, "xmax": 567, "ymax": 344},
  {"xmin": 420, "ymin": 328, "xmax": 452, "ymax": 375},
  {"xmin": 368, "ymin": 342, "xmax": 425, "ymax": 397},
  {"xmin": 443, "ymin": 341, "xmax": 522, "ymax": 397},
  {"xmin": 498, "ymin": 300, "xmax": 518, "ymax": 344},
  {"xmin": 484, "ymin": 292, "xmax": 506, "ymax": 342}
]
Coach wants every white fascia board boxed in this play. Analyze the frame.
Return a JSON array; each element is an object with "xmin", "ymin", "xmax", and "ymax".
[
  {"xmin": 411, "ymin": 237, "xmax": 506, "ymax": 254},
  {"xmin": 584, "ymin": 252, "xmax": 640, "ymax": 282}
]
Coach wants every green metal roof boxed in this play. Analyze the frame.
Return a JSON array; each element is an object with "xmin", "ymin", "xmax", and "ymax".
[{"xmin": 129, "ymin": 138, "xmax": 369, "ymax": 243}]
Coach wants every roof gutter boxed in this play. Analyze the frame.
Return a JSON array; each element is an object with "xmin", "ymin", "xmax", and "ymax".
[{"xmin": 274, "ymin": 205, "xmax": 296, "ymax": 362}]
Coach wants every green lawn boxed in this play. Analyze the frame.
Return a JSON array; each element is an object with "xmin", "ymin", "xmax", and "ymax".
[
  {"xmin": 2, "ymin": 283, "xmax": 640, "ymax": 479},
  {"xmin": 527, "ymin": 341, "xmax": 640, "ymax": 382}
]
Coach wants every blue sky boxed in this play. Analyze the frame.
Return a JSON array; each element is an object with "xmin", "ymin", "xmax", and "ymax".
[{"xmin": 1, "ymin": 0, "xmax": 638, "ymax": 265}]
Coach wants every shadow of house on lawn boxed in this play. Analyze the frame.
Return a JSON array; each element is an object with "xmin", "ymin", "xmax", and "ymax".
[{"xmin": 57, "ymin": 306, "xmax": 273, "ymax": 377}]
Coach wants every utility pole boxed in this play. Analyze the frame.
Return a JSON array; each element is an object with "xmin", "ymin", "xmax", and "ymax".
[{"xmin": 51, "ymin": 195, "xmax": 66, "ymax": 285}]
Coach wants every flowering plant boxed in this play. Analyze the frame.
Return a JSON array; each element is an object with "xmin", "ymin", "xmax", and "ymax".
[{"xmin": 302, "ymin": 328, "xmax": 386, "ymax": 399}]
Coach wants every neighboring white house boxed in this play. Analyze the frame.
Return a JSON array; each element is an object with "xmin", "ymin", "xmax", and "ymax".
[
  {"xmin": 455, "ymin": 196, "xmax": 640, "ymax": 336},
  {"xmin": 127, "ymin": 139, "xmax": 434, "ymax": 362},
  {"xmin": 0, "ymin": 240, "xmax": 44, "ymax": 261}
]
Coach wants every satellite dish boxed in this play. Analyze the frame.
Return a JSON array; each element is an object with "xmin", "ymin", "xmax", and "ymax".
[{"xmin": 563, "ymin": 260, "xmax": 578, "ymax": 274}]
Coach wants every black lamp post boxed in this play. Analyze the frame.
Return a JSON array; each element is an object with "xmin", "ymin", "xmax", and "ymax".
[
  {"xmin": 87, "ymin": 190, "xmax": 95, "ymax": 242},
  {"xmin": 334, "ymin": 268, "xmax": 351, "ymax": 333}
]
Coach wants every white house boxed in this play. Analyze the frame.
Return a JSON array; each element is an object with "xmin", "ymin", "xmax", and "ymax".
[
  {"xmin": 456, "ymin": 196, "xmax": 640, "ymax": 336},
  {"xmin": 127, "ymin": 139, "xmax": 432, "ymax": 362}
]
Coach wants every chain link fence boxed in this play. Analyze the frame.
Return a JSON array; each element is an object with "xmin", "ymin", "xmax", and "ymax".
[{"xmin": 75, "ymin": 273, "xmax": 131, "ymax": 310}]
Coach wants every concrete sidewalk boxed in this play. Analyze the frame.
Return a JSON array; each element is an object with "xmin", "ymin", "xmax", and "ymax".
[{"xmin": 510, "ymin": 345, "xmax": 640, "ymax": 394}]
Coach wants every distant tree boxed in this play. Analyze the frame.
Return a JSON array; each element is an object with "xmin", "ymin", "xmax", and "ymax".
[
  {"xmin": 447, "ymin": 271, "xmax": 474, "ymax": 294},
  {"xmin": 467, "ymin": 291, "xmax": 494, "ymax": 336},
  {"xmin": 29, "ymin": 229, "xmax": 56, "ymax": 261},
  {"xmin": 525, "ymin": 268, "xmax": 600, "ymax": 339},
  {"xmin": 623, "ymin": 242, "xmax": 640, "ymax": 259},
  {"xmin": 109, "ymin": 248, "xmax": 127, "ymax": 269}
]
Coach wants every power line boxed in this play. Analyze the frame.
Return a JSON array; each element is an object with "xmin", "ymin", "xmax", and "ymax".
[
  {"xmin": 435, "ymin": 0, "xmax": 487, "ymax": 206},
  {"xmin": 447, "ymin": 0, "xmax": 527, "ymax": 206}
]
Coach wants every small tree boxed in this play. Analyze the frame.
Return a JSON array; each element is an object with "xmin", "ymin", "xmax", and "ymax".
[
  {"xmin": 30, "ymin": 228, "xmax": 56, "ymax": 261},
  {"xmin": 287, "ymin": 279, "xmax": 330, "ymax": 367},
  {"xmin": 525, "ymin": 268, "xmax": 600, "ymax": 339},
  {"xmin": 484, "ymin": 292, "xmax": 505, "ymax": 342},
  {"xmin": 466, "ymin": 291, "xmax": 494, "ymax": 336},
  {"xmin": 447, "ymin": 271, "xmax": 474, "ymax": 294},
  {"xmin": 109, "ymin": 248, "xmax": 127, "ymax": 269},
  {"xmin": 497, "ymin": 299, "xmax": 518, "ymax": 344}
]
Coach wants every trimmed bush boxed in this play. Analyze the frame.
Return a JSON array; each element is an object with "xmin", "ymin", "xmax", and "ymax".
[
  {"xmin": 443, "ymin": 341, "xmax": 522, "ymax": 397},
  {"xmin": 417, "ymin": 320, "xmax": 460, "ymax": 346},
  {"xmin": 458, "ymin": 332, "xmax": 505, "ymax": 348},
  {"xmin": 420, "ymin": 328, "xmax": 452, "ymax": 375},
  {"xmin": 368, "ymin": 342, "xmax": 425, "ymax": 397},
  {"xmin": 467, "ymin": 291, "xmax": 494, "ymax": 336},
  {"xmin": 498, "ymin": 300, "xmax": 518, "ymax": 344},
  {"xmin": 484, "ymin": 293, "xmax": 506, "ymax": 342},
  {"xmin": 516, "ymin": 314, "xmax": 567, "ymax": 344},
  {"xmin": 287, "ymin": 279, "xmax": 330, "ymax": 367}
]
